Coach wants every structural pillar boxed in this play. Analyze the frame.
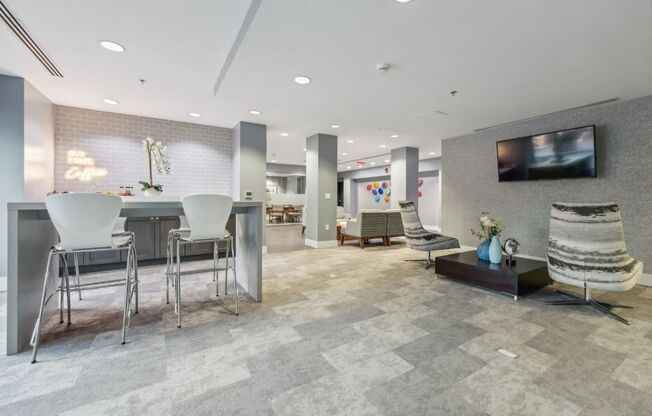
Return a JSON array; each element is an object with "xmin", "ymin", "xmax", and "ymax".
[
  {"xmin": 305, "ymin": 133, "xmax": 338, "ymax": 248},
  {"xmin": 232, "ymin": 121, "xmax": 267, "ymax": 249},
  {"xmin": 342, "ymin": 172, "xmax": 357, "ymax": 216},
  {"xmin": 390, "ymin": 147, "xmax": 419, "ymax": 209}
]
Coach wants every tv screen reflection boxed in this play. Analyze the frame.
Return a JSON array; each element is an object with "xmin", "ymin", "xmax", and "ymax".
[{"xmin": 497, "ymin": 126, "xmax": 596, "ymax": 182}]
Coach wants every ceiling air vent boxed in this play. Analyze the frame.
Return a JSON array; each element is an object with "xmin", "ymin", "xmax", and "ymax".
[{"xmin": 0, "ymin": 1, "xmax": 63, "ymax": 77}]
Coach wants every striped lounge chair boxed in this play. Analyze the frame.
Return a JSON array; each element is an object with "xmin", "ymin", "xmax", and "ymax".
[
  {"xmin": 546, "ymin": 202, "xmax": 643, "ymax": 325},
  {"xmin": 398, "ymin": 201, "xmax": 460, "ymax": 269}
]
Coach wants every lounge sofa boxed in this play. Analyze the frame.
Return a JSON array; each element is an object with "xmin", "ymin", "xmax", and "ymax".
[{"xmin": 340, "ymin": 210, "xmax": 388, "ymax": 248}]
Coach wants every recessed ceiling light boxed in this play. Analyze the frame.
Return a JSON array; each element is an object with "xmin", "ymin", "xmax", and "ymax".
[
  {"xmin": 99, "ymin": 40, "xmax": 125, "ymax": 52},
  {"xmin": 347, "ymin": 166, "xmax": 352, "ymax": 170},
  {"xmin": 429, "ymin": 151, "xmax": 437, "ymax": 155},
  {"xmin": 380, "ymin": 144, "xmax": 387, "ymax": 148},
  {"xmin": 294, "ymin": 76, "xmax": 311, "ymax": 85},
  {"xmin": 395, "ymin": 0, "xmax": 413, "ymax": 3},
  {"xmin": 331, "ymin": 124, "xmax": 340, "ymax": 129},
  {"xmin": 189, "ymin": 112, "xmax": 200, "ymax": 117},
  {"xmin": 103, "ymin": 98, "xmax": 118, "ymax": 105},
  {"xmin": 370, "ymin": 162, "xmax": 376, "ymax": 165},
  {"xmin": 280, "ymin": 132, "xmax": 289, "ymax": 137},
  {"xmin": 346, "ymin": 139, "xmax": 354, "ymax": 143},
  {"xmin": 303, "ymin": 148, "xmax": 306, "ymax": 152},
  {"xmin": 341, "ymin": 152, "xmax": 348, "ymax": 156},
  {"xmin": 271, "ymin": 159, "xmax": 276, "ymax": 163},
  {"xmin": 249, "ymin": 110, "xmax": 261, "ymax": 115},
  {"xmin": 390, "ymin": 134, "xmax": 399, "ymax": 138},
  {"xmin": 385, "ymin": 159, "xmax": 390, "ymax": 163}
]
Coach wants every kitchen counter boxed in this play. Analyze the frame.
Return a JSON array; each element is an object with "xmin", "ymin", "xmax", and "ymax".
[{"xmin": 6, "ymin": 199, "xmax": 264, "ymax": 355}]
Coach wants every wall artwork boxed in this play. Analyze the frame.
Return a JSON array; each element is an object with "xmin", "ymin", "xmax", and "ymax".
[{"xmin": 364, "ymin": 179, "xmax": 424, "ymax": 203}]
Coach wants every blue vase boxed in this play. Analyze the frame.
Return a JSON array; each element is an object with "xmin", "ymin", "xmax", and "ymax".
[
  {"xmin": 477, "ymin": 240, "xmax": 491, "ymax": 261},
  {"xmin": 489, "ymin": 236, "xmax": 502, "ymax": 264}
]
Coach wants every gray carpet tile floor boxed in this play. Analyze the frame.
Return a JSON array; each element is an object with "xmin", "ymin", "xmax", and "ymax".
[{"xmin": 1, "ymin": 245, "xmax": 652, "ymax": 415}]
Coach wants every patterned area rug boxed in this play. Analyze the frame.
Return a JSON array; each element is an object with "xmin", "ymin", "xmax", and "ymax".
[{"xmin": 1, "ymin": 245, "xmax": 651, "ymax": 415}]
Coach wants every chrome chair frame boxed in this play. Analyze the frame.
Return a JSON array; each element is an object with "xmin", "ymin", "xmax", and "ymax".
[
  {"xmin": 546, "ymin": 284, "xmax": 633, "ymax": 325},
  {"xmin": 30, "ymin": 234, "xmax": 139, "ymax": 363},
  {"xmin": 165, "ymin": 230, "xmax": 238, "ymax": 328}
]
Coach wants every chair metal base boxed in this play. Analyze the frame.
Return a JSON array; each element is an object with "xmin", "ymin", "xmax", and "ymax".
[
  {"xmin": 166, "ymin": 232, "xmax": 239, "ymax": 329},
  {"xmin": 31, "ymin": 238, "xmax": 139, "ymax": 363},
  {"xmin": 404, "ymin": 251, "xmax": 434, "ymax": 269},
  {"xmin": 546, "ymin": 288, "xmax": 632, "ymax": 325}
]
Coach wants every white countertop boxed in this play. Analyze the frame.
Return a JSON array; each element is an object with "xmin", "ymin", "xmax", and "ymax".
[{"xmin": 8, "ymin": 198, "xmax": 263, "ymax": 211}]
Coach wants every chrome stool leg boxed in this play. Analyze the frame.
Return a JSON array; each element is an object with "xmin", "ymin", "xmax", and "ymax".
[
  {"xmin": 213, "ymin": 241, "xmax": 217, "ymax": 283},
  {"xmin": 214, "ymin": 241, "xmax": 219, "ymax": 296},
  {"xmin": 176, "ymin": 238, "xmax": 182, "ymax": 328},
  {"xmin": 61, "ymin": 254, "xmax": 72, "ymax": 325},
  {"xmin": 121, "ymin": 244, "xmax": 133, "ymax": 345},
  {"xmin": 58, "ymin": 254, "xmax": 64, "ymax": 324},
  {"xmin": 31, "ymin": 250, "xmax": 54, "ymax": 363},
  {"xmin": 132, "ymin": 239, "xmax": 139, "ymax": 314},
  {"xmin": 166, "ymin": 232, "xmax": 172, "ymax": 304},
  {"xmin": 224, "ymin": 239, "xmax": 229, "ymax": 296},
  {"xmin": 73, "ymin": 253, "xmax": 82, "ymax": 300},
  {"xmin": 230, "ymin": 236, "xmax": 239, "ymax": 316}
]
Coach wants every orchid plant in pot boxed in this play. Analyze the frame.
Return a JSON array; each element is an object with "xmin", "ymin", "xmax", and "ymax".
[
  {"xmin": 139, "ymin": 137, "xmax": 170, "ymax": 196},
  {"xmin": 470, "ymin": 212, "xmax": 504, "ymax": 262}
]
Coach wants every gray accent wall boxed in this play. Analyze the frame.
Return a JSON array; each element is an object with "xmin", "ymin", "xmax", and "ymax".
[{"xmin": 442, "ymin": 95, "xmax": 652, "ymax": 267}]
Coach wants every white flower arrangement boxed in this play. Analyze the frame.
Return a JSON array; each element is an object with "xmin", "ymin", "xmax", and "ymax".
[
  {"xmin": 139, "ymin": 137, "xmax": 171, "ymax": 192},
  {"xmin": 471, "ymin": 212, "xmax": 504, "ymax": 240}
]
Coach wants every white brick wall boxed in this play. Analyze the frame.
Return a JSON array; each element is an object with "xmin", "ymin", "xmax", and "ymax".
[{"xmin": 54, "ymin": 106, "xmax": 233, "ymax": 196}]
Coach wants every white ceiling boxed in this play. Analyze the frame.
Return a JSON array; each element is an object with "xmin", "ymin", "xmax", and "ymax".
[{"xmin": 2, "ymin": 0, "xmax": 652, "ymax": 171}]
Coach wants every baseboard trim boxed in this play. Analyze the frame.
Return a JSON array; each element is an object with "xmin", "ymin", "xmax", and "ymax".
[{"xmin": 305, "ymin": 239, "xmax": 338, "ymax": 249}]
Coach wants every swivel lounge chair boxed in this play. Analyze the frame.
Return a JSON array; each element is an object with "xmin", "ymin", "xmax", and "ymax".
[
  {"xmin": 546, "ymin": 202, "xmax": 643, "ymax": 325},
  {"xmin": 398, "ymin": 201, "xmax": 460, "ymax": 268}
]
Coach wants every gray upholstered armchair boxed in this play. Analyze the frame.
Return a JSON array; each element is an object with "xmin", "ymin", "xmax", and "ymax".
[
  {"xmin": 385, "ymin": 209, "xmax": 404, "ymax": 246},
  {"xmin": 546, "ymin": 202, "xmax": 643, "ymax": 325},
  {"xmin": 399, "ymin": 201, "xmax": 460, "ymax": 268},
  {"xmin": 340, "ymin": 210, "xmax": 387, "ymax": 248}
]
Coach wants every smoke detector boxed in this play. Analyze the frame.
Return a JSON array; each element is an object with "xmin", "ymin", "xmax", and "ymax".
[{"xmin": 376, "ymin": 63, "xmax": 391, "ymax": 73}]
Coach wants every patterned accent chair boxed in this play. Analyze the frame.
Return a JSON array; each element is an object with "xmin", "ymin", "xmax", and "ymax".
[
  {"xmin": 546, "ymin": 202, "xmax": 643, "ymax": 325},
  {"xmin": 340, "ymin": 210, "xmax": 388, "ymax": 248},
  {"xmin": 385, "ymin": 209, "xmax": 405, "ymax": 246},
  {"xmin": 398, "ymin": 201, "xmax": 460, "ymax": 268}
]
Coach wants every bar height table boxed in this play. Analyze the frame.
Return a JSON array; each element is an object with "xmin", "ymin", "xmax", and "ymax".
[{"xmin": 6, "ymin": 198, "xmax": 264, "ymax": 355}]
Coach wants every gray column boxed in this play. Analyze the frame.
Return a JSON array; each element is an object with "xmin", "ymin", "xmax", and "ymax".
[
  {"xmin": 0, "ymin": 76, "xmax": 24, "ymax": 277},
  {"xmin": 305, "ymin": 133, "xmax": 338, "ymax": 248},
  {"xmin": 390, "ymin": 147, "xmax": 419, "ymax": 209},
  {"xmin": 232, "ymin": 121, "xmax": 267, "ymax": 247},
  {"xmin": 342, "ymin": 173, "xmax": 358, "ymax": 216}
]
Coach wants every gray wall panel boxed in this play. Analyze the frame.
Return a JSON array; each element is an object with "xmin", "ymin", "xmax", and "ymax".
[{"xmin": 442, "ymin": 95, "xmax": 652, "ymax": 266}]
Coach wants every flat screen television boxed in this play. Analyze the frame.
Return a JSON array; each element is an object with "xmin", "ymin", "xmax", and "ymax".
[{"xmin": 496, "ymin": 125, "xmax": 596, "ymax": 182}]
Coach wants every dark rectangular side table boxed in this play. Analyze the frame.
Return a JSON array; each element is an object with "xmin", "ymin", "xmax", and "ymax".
[{"xmin": 434, "ymin": 250, "xmax": 551, "ymax": 300}]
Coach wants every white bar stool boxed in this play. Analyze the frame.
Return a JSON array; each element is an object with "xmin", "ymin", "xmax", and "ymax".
[
  {"xmin": 70, "ymin": 217, "xmax": 128, "ymax": 301},
  {"xmin": 167, "ymin": 194, "xmax": 238, "ymax": 328},
  {"xmin": 31, "ymin": 194, "xmax": 139, "ymax": 363}
]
